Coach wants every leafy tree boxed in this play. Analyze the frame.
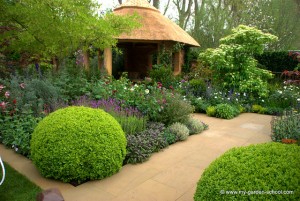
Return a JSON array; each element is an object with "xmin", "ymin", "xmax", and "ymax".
[
  {"xmin": 0, "ymin": 0, "xmax": 139, "ymax": 68},
  {"xmin": 200, "ymin": 25, "xmax": 278, "ymax": 98},
  {"xmin": 191, "ymin": 0, "xmax": 300, "ymax": 50}
]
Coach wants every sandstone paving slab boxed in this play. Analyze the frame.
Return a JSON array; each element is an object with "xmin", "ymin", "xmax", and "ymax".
[
  {"xmin": 1, "ymin": 113, "xmax": 273, "ymax": 201},
  {"xmin": 80, "ymin": 165, "xmax": 161, "ymax": 196},
  {"xmin": 110, "ymin": 179, "xmax": 179, "ymax": 201},
  {"xmin": 62, "ymin": 185, "xmax": 116, "ymax": 201},
  {"xmin": 176, "ymin": 185, "xmax": 197, "ymax": 201},
  {"xmin": 152, "ymin": 164, "xmax": 202, "ymax": 195}
]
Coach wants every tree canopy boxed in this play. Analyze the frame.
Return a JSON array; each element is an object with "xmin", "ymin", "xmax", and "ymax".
[
  {"xmin": 200, "ymin": 25, "xmax": 278, "ymax": 97},
  {"xmin": 0, "ymin": 0, "xmax": 139, "ymax": 64}
]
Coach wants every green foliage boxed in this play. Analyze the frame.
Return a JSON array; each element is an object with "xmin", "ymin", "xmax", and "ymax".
[
  {"xmin": 149, "ymin": 64, "xmax": 177, "ymax": 88},
  {"xmin": 90, "ymin": 75, "xmax": 163, "ymax": 121},
  {"xmin": 0, "ymin": 162, "xmax": 42, "ymax": 201},
  {"xmin": 168, "ymin": 122, "xmax": 189, "ymax": 141},
  {"xmin": 200, "ymin": 25, "xmax": 277, "ymax": 98},
  {"xmin": 194, "ymin": 143, "xmax": 300, "ymax": 201},
  {"xmin": 30, "ymin": 106, "xmax": 126, "ymax": 183},
  {"xmin": 125, "ymin": 122, "xmax": 168, "ymax": 164},
  {"xmin": 0, "ymin": 0, "xmax": 140, "ymax": 63},
  {"xmin": 113, "ymin": 113, "xmax": 147, "ymax": 135},
  {"xmin": 154, "ymin": 94, "xmax": 195, "ymax": 126},
  {"xmin": 85, "ymin": 97, "xmax": 147, "ymax": 135},
  {"xmin": 238, "ymin": 105, "xmax": 246, "ymax": 113},
  {"xmin": 51, "ymin": 65, "xmax": 91, "ymax": 102},
  {"xmin": 2, "ymin": 76, "xmax": 60, "ymax": 116},
  {"xmin": 191, "ymin": 97, "xmax": 210, "ymax": 113},
  {"xmin": 215, "ymin": 104, "xmax": 240, "ymax": 119},
  {"xmin": 163, "ymin": 129, "xmax": 177, "ymax": 145},
  {"xmin": 206, "ymin": 106, "xmax": 216, "ymax": 117},
  {"xmin": 188, "ymin": 79, "xmax": 207, "ymax": 96},
  {"xmin": 0, "ymin": 111, "xmax": 41, "ymax": 157},
  {"xmin": 251, "ymin": 104, "xmax": 267, "ymax": 114},
  {"xmin": 191, "ymin": 0, "xmax": 300, "ymax": 50},
  {"xmin": 266, "ymin": 85, "xmax": 300, "ymax": 111},
  {"xmin": 271, "ymin": 111, "xmax": 300, "ymax": 142},
  {"xmin": 184, "ymin": 117, "xmax": 207, "ymax": 135},
  {"xmin": 255, "ymin": 51, "xmax": 299, "ymax": 72}
]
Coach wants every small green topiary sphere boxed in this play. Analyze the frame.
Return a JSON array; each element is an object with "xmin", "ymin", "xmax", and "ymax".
[
  {"xmin": 194, "ymin": 143, "xmax": 300, "ymax": 201},
  {"xmin": 30, "ymin": 106, "xmax": 126, "ymax": 184}
]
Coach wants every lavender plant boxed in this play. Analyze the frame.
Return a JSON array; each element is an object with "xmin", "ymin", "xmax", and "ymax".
[{"xmin": 72, "ymin": 97, "xmax": 147, "ymax": 135}]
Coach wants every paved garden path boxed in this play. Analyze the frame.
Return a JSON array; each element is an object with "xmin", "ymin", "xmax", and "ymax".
[{"xmin": 0, "ymin": 113, "xmax": 272, "ymax": 201}]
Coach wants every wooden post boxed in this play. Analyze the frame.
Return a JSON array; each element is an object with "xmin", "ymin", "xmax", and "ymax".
[
  {"xmin": 104, "ymin": 47, "xmax": 112, "ymax": 75},
  {"xmin": 52, "ymin": 56, "xmax": 59, "ymax": 72},
  {"xmin": 173, "ymin": 50, "xmax": 184, "ymax": 75},
  {"xmin": 97, "ymin": 49, "xmax": 103, "ymax": 71},
  {"xmin": 83, "ymin": 49, "xmax": 90, "ymax": 72}
]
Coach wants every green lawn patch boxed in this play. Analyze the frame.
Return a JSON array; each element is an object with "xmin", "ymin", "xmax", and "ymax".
[{"xmin": 0, "ymin": 162, "xmax": 42, "ymax": 201}]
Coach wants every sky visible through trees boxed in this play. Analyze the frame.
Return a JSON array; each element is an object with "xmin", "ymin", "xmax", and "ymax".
[{"xmin": 98, "ymin": 0, "xmax": 300, "ymax": 50}]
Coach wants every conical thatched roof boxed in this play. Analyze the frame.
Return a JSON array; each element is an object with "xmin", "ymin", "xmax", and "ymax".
[{"xmin": 114, "ymin": 0, "xmax": 200, "ymax": 47}]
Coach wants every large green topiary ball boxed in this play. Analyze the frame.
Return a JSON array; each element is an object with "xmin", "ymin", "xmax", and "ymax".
[
  {"xmin": 30, "ymin": 106, "xmax": 126, "ymax": 184},
  {"xmin": 194, "ymin": 143, "xmax": 300, "ymax": 201}
]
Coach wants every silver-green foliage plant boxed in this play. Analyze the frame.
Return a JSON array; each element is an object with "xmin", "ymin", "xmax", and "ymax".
[
  {"xmin": 30, "ymin": 106, "xmax": 126, "ymax": 184},
  {"xmin": 271, "ymin": 111, "xmax": 300, "ymax": 142},
  {"xmin": 185, "ymin": 117, "xmax": 208, "ymax": 135},
  {"xmin": 168, "ymin": 122, "xmax": 189, "ymax": 141},
  {"xmin": 200, "ymin": 25, "xmax": 278, "ymax": 98}
]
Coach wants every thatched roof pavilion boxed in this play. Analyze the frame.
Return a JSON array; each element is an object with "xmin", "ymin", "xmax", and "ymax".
[{"xmin": 103, "ymin": 0, "xmax": 200, "ymax": 78}]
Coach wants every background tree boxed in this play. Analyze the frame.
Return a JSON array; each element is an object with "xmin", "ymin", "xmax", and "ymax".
[
  {"xmin": 191, "ymin": 0, "xmax": 300, "ymax": 50},
  {"xmin": 173, "ymin": 0, "xmax": 193, "ymax": 29},
  {"xmin": 117, "ymin": 0, "xmax": 160, "ymax": 9},
  {"xmin": 200, "ymin": 25, "xmax": 278, "ymax": 98},
  {"xmin": 0, "ymin": 0, "xmax": 139, "ymax": 70}
]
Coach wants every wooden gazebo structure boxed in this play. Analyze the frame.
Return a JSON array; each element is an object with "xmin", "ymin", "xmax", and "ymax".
[{"xmin": 102, "ymin": 0, "xmax": 200, "ymax": 78}]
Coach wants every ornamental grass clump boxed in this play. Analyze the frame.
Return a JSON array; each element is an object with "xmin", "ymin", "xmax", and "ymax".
[
  {"xmin": 30, "ymin": 106, "xmax": 126, "ymax": 184},
  {"xmin": 194, "ymin": 143, "xmax": 300, "ymax": 201}
]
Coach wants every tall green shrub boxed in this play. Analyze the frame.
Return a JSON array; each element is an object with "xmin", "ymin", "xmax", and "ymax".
[
  {"xmin": 149, "ymin": 64, "xmax": 176, "ymax": 88},
  {"xmin": 200, "ymin": 25, "xmax": 277, "ymax": 98},
  {"xmin": 255, "ymin": 51, "xmax": 299, "ymax": 72}
]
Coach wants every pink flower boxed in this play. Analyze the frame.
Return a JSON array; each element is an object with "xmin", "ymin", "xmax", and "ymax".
[
  {"xmin": 0, "ymin": 101, "xmax": 6, "ymax": 109},
  {"xmin": 5, "ymin": 91, "xmax": 10, "ymax": 98},
  {"xmin": 19, "ymin": 83, "xmax": 25, "ymax": 89},
  {"xmin": 0, "ymin": 85, "xmax": 5, "ymax": 92}
]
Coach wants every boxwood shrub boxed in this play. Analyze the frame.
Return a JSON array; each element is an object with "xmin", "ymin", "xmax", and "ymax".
[
  {"xmin": 30, "ymin": 106, "xmax": 126, "ymax": 184},
  {"xmin": 194, "ymin": 143, "xmax": 300, "ymax": 201}
]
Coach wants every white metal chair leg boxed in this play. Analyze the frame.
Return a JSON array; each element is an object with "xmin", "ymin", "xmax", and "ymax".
[{"xmin": 0, "ymin": 157, "xmax": 5, "ymax": 185}]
